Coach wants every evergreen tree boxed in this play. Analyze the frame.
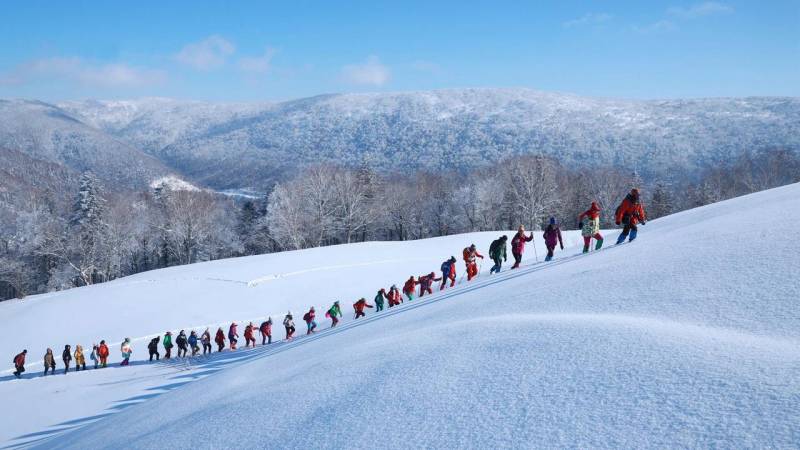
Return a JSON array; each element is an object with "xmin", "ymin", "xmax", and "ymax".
[{"xmin": 649, "ymin": 182, "xmax": 674, "ymax": 219}]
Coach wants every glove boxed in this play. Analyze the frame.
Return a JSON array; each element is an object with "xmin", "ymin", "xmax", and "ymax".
[
  {"xmin": 577, "ymin": 222, "xmax": 582, "ymax": 229},
  {"xmin": 615, "ymin": 221, "xmax": 621, "ymax": 226},
  {"xmin": 641, "ymin": 221, "xmax": 646, "ymax": 226},
  {"xmin": 560, "ymin": 245, "xmax": 564, "ymax": 250}
]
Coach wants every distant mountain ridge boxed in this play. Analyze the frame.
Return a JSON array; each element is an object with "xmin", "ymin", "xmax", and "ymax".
[{"xmin": 1, "ymin": 89, "xmax": 798, "ymax": 192}]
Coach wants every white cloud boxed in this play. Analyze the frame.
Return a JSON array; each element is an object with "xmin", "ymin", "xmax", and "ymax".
[
  {"xmin": 411, "ymin": 60, "xmax": 443, "ymax": 75},
  {"xmin": 341, "ymin": 56, "xmax": 391, "ymax": 86},
  {"xmin": 633, "ymin": 20, "xmax": 678, "ymax": 33},
  {"xmin": 0, "ymin": 57, "xmax": 166, "ymax": 87},
  {"xmin": 238, "ymin": 48, "xmax": 277, "ymax": 74},
  {"xmin": 175, "ymin": 35, "xmax": 235, "ymax": 70},
  {"xmin": 668, "ymin": 2, "xmax": 733, "ymax": 18},
  {"xmin": 563, "ymin": 12, "xmax": 613, "ymax": 28}
]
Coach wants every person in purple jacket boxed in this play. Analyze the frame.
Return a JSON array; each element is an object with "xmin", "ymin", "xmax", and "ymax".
[{"xmin": 542, "ymin": 217, "xmax": 564, "ymax": 262}]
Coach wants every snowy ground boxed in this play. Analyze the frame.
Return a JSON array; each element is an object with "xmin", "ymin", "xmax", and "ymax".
[{"xmin": 2, "ymin": 183, "xmax": 800, "ymax": 449}]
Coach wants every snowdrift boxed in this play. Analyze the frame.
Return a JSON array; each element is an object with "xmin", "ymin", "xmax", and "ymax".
[{"xmin": 37, "ymin": 183, "xmax": 800, "ymax": 448}]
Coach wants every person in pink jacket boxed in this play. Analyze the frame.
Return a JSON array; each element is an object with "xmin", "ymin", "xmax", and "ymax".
[{"xmin": 511, "ymin": 225, "xmax": 534, "ymax": 269}]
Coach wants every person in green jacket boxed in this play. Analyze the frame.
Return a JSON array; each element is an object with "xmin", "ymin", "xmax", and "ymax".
[
  {"xmin": 163, "ymin": 331, "xmax": 173, "ymax": 359},
  {"xmin": 374, "ymin": 289, "xmax": 385, "ymax": 312},
  {"xmin": 326, "ymin": 301, "xmax": 342, "ymax": 328},
  {"xmin": 489, "ymin": 235, "xmax": 508, "ymax": 274}
]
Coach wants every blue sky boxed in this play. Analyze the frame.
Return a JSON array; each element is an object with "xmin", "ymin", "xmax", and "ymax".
[{"xmin": 0, "ymin": 0, "xmax": 797, "ymax": 101}]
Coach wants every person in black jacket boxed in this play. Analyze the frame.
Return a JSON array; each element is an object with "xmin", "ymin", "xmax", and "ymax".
[
  {"xmin": 62, "ymin": 345, "xmax": 72, "ymax": 374},
  {"xmin": 148, "ymin": 337, "xmax": 160, "ymax": 361},
  {"xmin": 176, "ymin": 330, "xmax": 188, "ymax": 358}
]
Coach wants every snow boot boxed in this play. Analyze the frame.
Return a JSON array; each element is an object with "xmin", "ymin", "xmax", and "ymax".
[
  {"xmin": 582, "ymin": 244, "xmax": 589, "ymax": 253},
  {"xmin": 595, "ymin": 238, "xmax": 604, "ymax": 250},
  {"xmin": 629, "ymin": 229, "xmax": 637, "ymax": 242}
]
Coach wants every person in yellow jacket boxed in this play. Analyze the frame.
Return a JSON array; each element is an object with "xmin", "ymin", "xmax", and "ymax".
[{"xmin": 74, "ymin": 345, "xmax": 86, "ymax": 371}]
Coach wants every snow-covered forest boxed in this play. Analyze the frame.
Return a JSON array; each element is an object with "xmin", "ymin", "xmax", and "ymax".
[{"xmin": 1, "ymin": 148, "xmax": 797, "ymax": 301}]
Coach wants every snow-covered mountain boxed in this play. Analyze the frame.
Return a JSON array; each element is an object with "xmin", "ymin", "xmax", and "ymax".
[
  {"xmin": 1, "ymin": 183, "xmax": 798, "ymax": 448},
  {"xmin": 58, "ymin": 89, "xmax": 800, "ymax": 189}
]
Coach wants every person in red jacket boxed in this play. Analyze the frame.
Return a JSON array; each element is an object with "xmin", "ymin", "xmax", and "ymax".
[
  {"xmin": 12, "ymin": 349, "xmax": 26, "ymax": 378},
  {"xmin": 511, "ymin": 225, "xmax": 534, "ymax": 269},
  {"xmin": 462, "ymin": 244, "xmax": 484, "ymax": 281},
  {"xmin": 97, "ymin": 341, "xmax": 109, "ymax": 368},
  {"xmin": 215, "ymin": 327, "xmax": 226, "ymax": 352},
  {"xmin": 259, "ymin": 318, "xmax": 273, "ymax": 345},
  {"xmin": 615, "ymin": 188, "xmax": 647, "ymax": 244},
  {"xmin": 244, "ymin": 323, "xmax": 256, "ymax": 348},
  {"xmin": 353, "ymin": 298, "xmax": 373, "ymax": 319},
  {"xmin": 418, "ymin": 272, "xmax": 442, "ymax": 298},
  {"xmin": 385, "ymin": 285, "xmax": 403, "ymax": 307},
  {"xmin": 403, "ymin": 276, "xmax": 418, "ymax": 301}
]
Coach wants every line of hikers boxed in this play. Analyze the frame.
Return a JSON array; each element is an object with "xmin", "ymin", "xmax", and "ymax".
[{"xmin": 10, "ymin": 192, "xmax": 647, "ymax": 379}]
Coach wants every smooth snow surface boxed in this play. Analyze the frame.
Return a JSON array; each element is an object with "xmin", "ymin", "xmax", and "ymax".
[{"xmin": 2, "ymin": 184, "xmax": 800, "ymax": 449}]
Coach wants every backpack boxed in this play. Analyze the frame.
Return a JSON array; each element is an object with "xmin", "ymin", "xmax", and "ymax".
[
  {"xmin": 440, "ymin": 261, "xmax": 451, "ymax": 276},
  {"xmin": 489, "ymin": 239, "xmax": 502, "ymax": 258},
  {"xmin": 303, "ymin": 312, "xmax": 311, "ymax": 322}
]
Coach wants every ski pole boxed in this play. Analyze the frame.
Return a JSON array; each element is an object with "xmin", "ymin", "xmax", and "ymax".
[{"xmin": 531, "ymin": 232, "xmax": 539, "ymax": 263}]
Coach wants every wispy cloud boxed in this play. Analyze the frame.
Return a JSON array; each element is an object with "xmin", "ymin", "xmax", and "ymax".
[
  {"xmin": 668, "ymin": 2, "xmax": 733, "ymax": 19},
  {"xmin": 0, "ymin": 57, "xmax": 166, "ymax": 87},
  {"xmin": 238, "ymin": 48, "xmax": 277, "ymax": 75},
  {"xmin": 633, "ymin": 20, "xmax": 678, "ymax": 33},
  {"xmin": 563, "ymin": 12, "xmax": 613, "ymax": 28},
  {"xmin": 341, "ymin": 56, "xmax": 391, "ymax": 86},
  {"xmin": 410, "ymin": 60, "xmax": 443, "ymax": 75},
  {"xmin": 175, "ymin": 35, "xmax": 235, "ymax": 70}
]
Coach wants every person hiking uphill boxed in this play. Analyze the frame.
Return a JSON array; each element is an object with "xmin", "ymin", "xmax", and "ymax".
[
  {"xmin": 462, "ymin": 244, "xmax": 484, "ymax": 281},
  {"xmin": 353, "ymin": 298, "xmax": 374, "ymax": 319},
  {"xmin": 284, "ymin": 312, "xmax": 296, "ymax": 340},
  {"xmin": 303, "ymin": 307, "xmax": 317, "ymax": 334},
  {"xmin": 615, "ymin": 188, "xmax": 647, "ymax": 244},
  {"xmin": 374, "ymin": 289, "xmax": 386, "ymax": 311},
  {"xmin": 489, "ymin": 235, "xmax": 508, "ymax": 274},
  {"xmin": 148, "ymin": 337, "xmax": 160, "ymax": 361},
  {"xmin": 403, "ymin": 276, "xmax": 418, "ymax": 301},
  {"xmin": 97, "ymin": 340, "xmax": 109, "ymax": 368},
  {"xmin": 163, "ymin": 331, "xmax": 173, "ymax": 359},
  {"xmin": 12, "ymin": 349, "xmax": 26, "ymax": 378},
  {"xmin": 74, "ymin": 345, "xmax": 86, "ymax": 371},
  {"xmin": 120, "ymin": 338, "xmax": 132, "ymax": 366},
  {"xmin": 418, "ymin": 272, "xmax": 441, "ymax": 297},
  {"xmin": 215, "ymin": 328, "xmax": 226, "ymax": 352},
  {"xmin": 244, "ymin": 323, "xmax": 256, "ymax": 348},
  {"xmin": 440, "ymin": 256, "xmax": 457, "ymax": 290},
  {"xmin": 189, "ymin": 331, "xmax": 200, "ymax": 355},
  {"xmin": 201, "ymin": 329, "xmax": 212, "ymax": 354},
  {"xmin": 578, "ymin": 202, "xmax": 604, "ymax": 253},
  {"xmin": 511, "ymin": 225, "xmax": 534, "ymax": 269},
  {"xmin": 542, "ymin": 217, "xmax": 564, "ymax": 262},
  {"xmin": 43, "ymin": 348, "xmax": 56, "ymax": 375},
  {"xmin": 259, "ymin": 318, "xmax": 273, "ymax": 345},
  {"xmin": 228, "ymin": 323, "xmax": 239, "ymax": 350},
  {"xmin": 176, "ymin": 330, "xmax": 189, "ymax": 357},
  {"xmin": 62, "ymin": 345, "xmax": 72, "ymax": 374},
  {"xmin": 386, "ymin": 285, "xmax": 402, "ymax": 307},
  {"xmin": 326, "ymin": 302, "xmax": 342, "ymax": 328},
  {"xmin": 90, "ymin": 344, "xmax": 99, "ymax": 369}
]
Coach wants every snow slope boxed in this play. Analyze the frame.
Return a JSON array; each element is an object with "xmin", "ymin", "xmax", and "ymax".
[{"xmin": 2, "ymin": 184, "xmax": 799, "ymax": 448}]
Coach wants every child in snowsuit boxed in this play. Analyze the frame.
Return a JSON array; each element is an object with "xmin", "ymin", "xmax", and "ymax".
[
  {"xmin": 148, "ymin": 337, "xmax": 160, "ymax": 361},
  {"xmin": 259, "ymin": 319, "xmax": 272, "ymax": 345},
  {"xmin": 326, "ymin": 302, "xmax": 342, "ymax": 328},
  {"xmin": 163, "ymin": 331, "xmax": 173, "ymax": 359},
  {"xmin": 284, "ymin": 313, "xmax": 296, "ymax": 340},
  {"xmin": 120, "ymin": 339, "xmax": 132, "ymax": 366},
  {"xmin": 386, "ymin": 285, "xmax": 402, "ymax": 307},
  {"xmin": 418, "ymin": 272, "xmax": 442, "ymax": 297},
  {"xmin": 462, "ymin": 244, "xmax": 484, "ymax": 281},
  {"xmin": 189, "ymin": 331, "xmax": 200, "ymax": 355},
  {"xmin": 201, "ymin": 329, "xmax": 212, "ymax": 354},
  {"xmin": 12, "ymin": 350, "xmax": 26, "ymax": 378},
  {"xmin": 403, "ymin": 276, "xmax": 418, "ymax": 301},
  {"xmin": 578, "ymin": 202, "xmax": 604, "ymax": 253},
  {"xmin": 374, "ymin": 290, "xmax": 386, "ymax": 311},
  {"xmin": 615, "ymin": 189, "xmax": 647, "ymax": 244},
  {"xmin": 74, "ymin": 345, "xmax": 86, "ymax": 371},
  {"xmin": 215, "ymin": 328, "xmax": 226, "ymax": 352},
  {"xmin": 176, "ymin": 330, "xmax": 189, "ymax": 357},
  {"xmin": 303, "ymin": 308, "xmax": 317, "ymax": 334},
  {"xmin": 244, "ymin": 324, "xmax": 255, "ymax": 348},
  {"xmin": 511, "ymin": 226, "xmax": 534, "ymax": 269},
  {"xmin": 440, "ymin": 256, "xmax": 457, "ymax": 290},
  {"xmin": 489, "ymin": 235, "xmax": 508, "ymax": 274},
  {"xmin": 62, "ymin": 345, "xmax": 72, "ymax": 374},
  {"xmin": 542, "ymin": 217, "xmax": 564, "ymax": 261},
  {"xmin": 228, "ymin": 323, "xmax": 239, "ymax": 350},
  {"xmin": 353, "ymin": 298, "xmax": 373, "ymax": 319},
  {"xmin": 90, "ymin": 344, "xmax": 99, "ymax": 369},
  {"xmin": 44, "ymin": 348, "xmax": 56, "ymax": 375},
  {"xmin": 98, "ymin": 340, "xmax": 109, "ymax": 368}
]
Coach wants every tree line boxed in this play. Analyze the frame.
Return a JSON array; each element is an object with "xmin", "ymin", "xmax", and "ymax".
[{"xmin": 1, "ymin": 148, "xmax": 797, "ymax": 301}]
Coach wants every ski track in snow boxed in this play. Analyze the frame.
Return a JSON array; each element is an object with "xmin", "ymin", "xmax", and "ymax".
[{"xmin": 245, "ymin": 257, "xmax": 434, "ymax": 287}]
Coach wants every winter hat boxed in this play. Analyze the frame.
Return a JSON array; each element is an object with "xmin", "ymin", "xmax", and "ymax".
[
  {"xmin": 590, "ymin": 201, "xmax": 600, "ymax": 210},
  {"xmin": 501, "ymin": 235, "xmax": 508, "ymax": 241},
  {"xmin": 631, "ymin": 188, "xmax": 639, "ymax": 196},
  {"xmin": 518, "ymin": 225, "xmax": 525, "ymax": 231},
  {"xmin": 310, "ymin": 307, "xmax": 315, "ymax": 311},
  {"xmin": 450, "ymin": 256, "xmax": 456, "ymax": 262},
  {"xmin": 22, "ymin": 349, "xmax": 27, "ymax": 354},
  {"xmin": 470, "ymin": 243, "xmax": 476, "ymax": 249},
  {"xmin": 549, "ymin": 217, "xmax": 556, "ymax": 225}
]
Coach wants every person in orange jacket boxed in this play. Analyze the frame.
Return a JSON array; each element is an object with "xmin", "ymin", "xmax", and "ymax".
[
  {"xmin": 244, "ymin": 323, "xmax": 256, "ymax": 347},
  {"xmin": 97, "ymin": 340, "xmax": 109, "ymax": 368},
  {"xmin": 215, "ymin": 328, "xmax": 226, "ymax": 352},
  {"xmin": 418, "ymin": 272, "xmax": 442, "ymax": 297},
  {"xmin": 615, "ymin": 188, "xmax": 647, "ymax": 244},
  {"xmin": 353, "ymin": 298, "xmax": 374, "ymax": 319},
  {"xmin": 403, "ymin": 276, "xmax": 418, "ymax": 301},
  {"xmin": 385, "ymin": 285, "xmax": 403, "ymax": 307},
  {"xmin": 462, "ymin": 244, "xmax": 484, "ymax": 281}
]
